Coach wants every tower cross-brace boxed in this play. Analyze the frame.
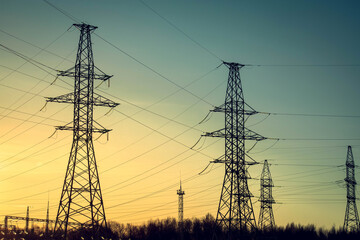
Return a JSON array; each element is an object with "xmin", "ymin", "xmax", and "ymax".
[{"xmin": 47, "ymin": 23, "xmax": 119, "ymax": 238}]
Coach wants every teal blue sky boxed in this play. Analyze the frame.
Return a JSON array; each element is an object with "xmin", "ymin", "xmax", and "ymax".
[{"xmin": 0, "ymin": 0, "xmax": 360, "ymax": 229}]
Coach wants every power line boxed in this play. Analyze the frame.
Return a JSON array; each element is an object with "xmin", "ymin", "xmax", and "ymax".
[
  {"xmin": 103, "ymin": 63, "xmax": 223, "ymax": 132},
  {"xmin": 42, "ymin": 0, "xmax": 81, "ymax": 23},
  {"xmin": 0, "ymin": 28, "xmax": 72, "ymax": 64},
  {"xmin": 0, "ymin": 114, "xmax": 54, "ymax": 127},
  {"xmin": 94, "ymin": 33, "xmax": 216, "ymax": 107},
  {"xmin": 248, "ymin": 64, "xmax": 360, "ymax": 67},
  {"xmin": 0, "ymin": 43, "xmax": 59, "ymax": 73},
  {"xmin": 0, "ymin": 152, "xmax": 67, "ymax": 183},
  {"xmin": 106, "ymin": 165, "xmax": 221, "ymax": 210},
  {"xmin": 96, "ymin": 67, "xmax": 225, "ymax": 172},
  {"xmin": 0, "ymin": 106, "xmax": 67, "ymax": 125},
  {"xmin": 138, "ymin": 0, "xmax": 222, "ymax": 61},
  {"xmin": 277, "ymin": 137, "xmax": 360, "ymax": 141},
  {"xmin": 102, "ymin": 138, "xmax": 221, "ymax": 194},
  {"xmin": 270, "ymin": 163, "xmax": 342, "ymax": 168},
  {"xmin": 1, "ymin": 136, "xmax": 70, "ymax": 170},
  {"xmin": 0, "ymin": 105, "xmax": 70, "ymax": 145},
  {"xmin": 259, "ymin": 111, "xmax": 360, "ymax": 118}
]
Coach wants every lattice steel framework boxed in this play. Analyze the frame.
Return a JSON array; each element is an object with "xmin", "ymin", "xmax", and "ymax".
[
  {"xmin": 203, "ymin": 62, "xmax": 265, "ymax": 235},
  {"xmin": 177, "ymin": 181, "xmax": 185, "ymax": 223},
  {"xmin": 47, "ymin": 23, "xmax": 118, "ymax": 238},
  {"xmin": 258, "ymin": 160, "xmax": 275, "ymax": 230},
  {"xmin": 343, "ymin": 146, "xmax": 360, "ymax": 232}
]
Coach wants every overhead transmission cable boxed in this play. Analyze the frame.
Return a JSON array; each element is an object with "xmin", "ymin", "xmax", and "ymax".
[
  {"xmin": 102, "ymin": 137, "xmax": 221, "ymax": 193},
  {"xmin": 100, "ymin": 74, "xmax": 225, "ymax": 174},
  {"xmin": 94, "ymin": 33, "xmax": 216, "ymax": 107},
  {"xmin": 0, "ymin": 28, "xmax": 72, "ymax": 64},
  {"xmin": 42, "ymin": 0, "xmax": 81, "ymax": 23},
  {"xmin": 258, "ymin": 111, "xmax": 360, "ymax": 118},
  {"xmin": 248, "ymin": 64, "xmax": 360, "ymax": 67},
  {"xmin": 106, "ymin": 165, "xmax": 221, "ymax": 210},
  {"xmin": 138, "ymin": 0, "xmax": 223, "ymax": 61}
]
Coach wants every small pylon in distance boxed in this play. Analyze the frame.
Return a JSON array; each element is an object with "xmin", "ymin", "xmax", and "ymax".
[
  {"xmin": 343, "ymin": 146, "xmax": 360, "ymax": 232},
  {"xmin": 177, "ymin": 180, "xmax": 185, "ymax": 223},
  {"xmin": 258, "ymin": 160, "xmax": 275, "ymax": 230}
]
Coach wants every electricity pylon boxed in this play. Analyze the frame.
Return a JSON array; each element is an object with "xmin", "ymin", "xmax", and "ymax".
[
  {"xmin": 203, "ymin": 62, "xmax": 266, "ymax": 236},
  {"xmin": 177, "ymin": 180, "xmax": 185, "ymax": 223},
  {"xmin": 47, "ymin": 23, "xmax": 118, "ymax": 238},
  {"xmin": 46, "ymin": 200, "xmax": 50, "ymax": 236},
  {"xmin": 343, "ymin": 146, "xmax": 360, "ymax": 232},
  {"xmin": 177, "ymin": 180, "xmax": 185, "ymax": 240},
  {"xmin": 26, "ymin": 206, "xmax": 29, "ymax": 232},
  {"xmin": 258, "ymin": 160, "xmax": 275, "ymax": 230}
]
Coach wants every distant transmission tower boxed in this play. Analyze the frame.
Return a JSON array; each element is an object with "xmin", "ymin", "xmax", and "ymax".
[
  {"xmin": 343, "ymin": 146, "xmax": 360, "ymax": 232},
  {"xmin": 26, "ymin": 206, "xmax": 29, "ymax": 232},
  {"xmin": 203, "ymin": 62, "xmax": 265, "ymax": 235},
  {"xmin": 258, "ymin": 160, "xmax": 275, "ymax": 230},
  {"xmin": 177, "ymin": 180, "xmax": 185, "ymax": 223},
  {"xmin": 177, "ymin": 180, "xmax": 185, "ymax": 240},
  {"xmin": 47, "ymin": 23, "xmax": 118, "ymax": 238},
  {"xmin": 46, "ymin": 200, "xmax": 50, "ymax": 236}
]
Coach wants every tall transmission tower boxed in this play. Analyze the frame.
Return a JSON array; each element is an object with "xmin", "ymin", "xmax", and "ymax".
[
  {"xmin": 177, "ymin": 180, "xmax": 185, "ymax": 223},
  {"xmin": 343, "ymin": 146, "xmax": 360, "ymax": 232},
  {"xmin": 203, "ymin": 62, "xmax": 266, "ymax": 235},
  {"xmin": 47, "ymin": 23, "xmax": 118, "ymax": 238},
  {"xmin": 258, "ymin": 160, "xmax": 275, "ymax": 230}
]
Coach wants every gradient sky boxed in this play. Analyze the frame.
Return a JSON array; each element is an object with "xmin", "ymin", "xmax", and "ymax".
[{"xmin": 0, "ymin": 0, "xmax": 360, "ymax": 229}]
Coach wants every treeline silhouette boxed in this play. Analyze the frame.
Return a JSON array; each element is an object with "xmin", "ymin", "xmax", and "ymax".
[
  {"xmin": 1, "ymin": 213, "xmax": 360, "ymax": 239},
  {"xmin": 108, "ymin": 214, "xmax": 360, "ymax": 240}
]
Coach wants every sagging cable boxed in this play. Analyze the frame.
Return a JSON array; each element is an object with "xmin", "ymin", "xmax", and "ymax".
[
  {"xmin": 198, "ymin": 162, "xmax": 215, "ymax": 175},
  {"xmin": 198, "ymin": 111, "xmax": 212, "ymax": 124},
  {"xmin": 247, "ymin": 113, "xmax": 271, "ymax": 127},
  {"xmin": 105, "ymin": 107, "xmax": 115, "ymax": 116},
  {"xmin": 50, "ymin": 76, "xmax": 58, "ymax": 85},
  {"xmin": 40, "ymin": 102, "xmax": 48, "ymax": 112},
  {"xmin": 251, "ymin": 139, "xmax": 280, "ymax": 154},
  {"xmin": 190, "ymin": 136, "xmax": 203, "ymax": 150},
  {"xmin": 48, "ymin": 130, "xmax": 57, "ymax": 139},
  {"xmin": 246, "ymin": 141, "xmax": 258, "ymax": 153}
]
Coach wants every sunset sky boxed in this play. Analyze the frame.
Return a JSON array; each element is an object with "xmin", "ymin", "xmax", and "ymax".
[{"xmin": 0, "ymin": 0, "xmax": 360, "ymax": 230}]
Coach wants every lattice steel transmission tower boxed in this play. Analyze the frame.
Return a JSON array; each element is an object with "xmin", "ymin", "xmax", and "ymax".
[
  {"xmin": 47, "ymin": 23, "xmax": 118, "ymax": 238},
  {"xmin": 343, "ymin": 146, "xmax": 360, "ymax": 232},
  {"xmin": 258, "ymin": 160, "xmax": 275, "ymax": 230},
  {"xmin": 203, "ymin": 62, "xmax": 266, "ymax": 235},
  {"xmin": 177, "ymin": 180, "xmax": 185, "ymax": 223}
]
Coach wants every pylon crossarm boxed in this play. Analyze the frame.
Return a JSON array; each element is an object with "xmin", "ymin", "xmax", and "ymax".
[
  {"xmin": 55, "ymin": 125, "xmax": 111, "ymax": 134},
  {"xmin": 46, "ymin": 92, "xmax": 74, "ymax": 104},
  {"xmin": 211, "ymin": 155, "xmax": 226, "ymax": 164},
  {"xmin": 93, "ymin": 92, "xmax": 119, "ymax": 107},
  {"xmin": 202, "ymin": 128, "xmax": 225, "ymax": 138},
  {"xmin": 211, "ymin": 105, "xmax": 258, "ymax": 116},
  {"xmin": 245, "ymin": 127, "xmax": 267, "ymax": 141},
  {"xmin": 47, "ymin": 92, "xmax": 119, "ymax": 108},
  {"xmin": 203, "ymin": 128, "xmax": 267, "ymax": 141},
  {"xmin": 58, "ymin": 68, "xmax": 112, "ymax": 82}
]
